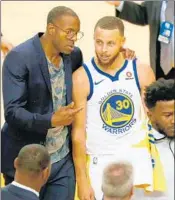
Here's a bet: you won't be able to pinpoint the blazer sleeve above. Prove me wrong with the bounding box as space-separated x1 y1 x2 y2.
116 1 148 26
2 51 52 132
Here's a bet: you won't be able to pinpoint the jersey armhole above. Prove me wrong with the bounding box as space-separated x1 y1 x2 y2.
82 64 94 100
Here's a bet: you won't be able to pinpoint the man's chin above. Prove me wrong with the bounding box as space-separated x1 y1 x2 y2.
62 47 74 55
166 133 175 139
98 61 112 68
63 50 72 55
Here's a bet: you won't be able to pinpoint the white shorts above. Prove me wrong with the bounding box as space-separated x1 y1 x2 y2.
87 147 154 200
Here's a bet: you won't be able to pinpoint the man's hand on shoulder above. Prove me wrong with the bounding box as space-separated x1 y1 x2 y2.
1 36 14 56
106 1 121 7
121 47 136 60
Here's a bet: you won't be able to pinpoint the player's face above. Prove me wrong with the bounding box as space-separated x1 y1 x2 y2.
94 27 125 68
149 100 175 138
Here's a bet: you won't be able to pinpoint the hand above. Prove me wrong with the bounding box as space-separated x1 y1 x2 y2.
51 102 83 127
106 1 121 7
77 181 95 200
1 37 14 56
120 47 136 60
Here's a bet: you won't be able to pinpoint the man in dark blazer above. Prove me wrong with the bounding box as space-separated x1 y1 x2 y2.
1 144 51 200
108 1 174 79
1 6 83 200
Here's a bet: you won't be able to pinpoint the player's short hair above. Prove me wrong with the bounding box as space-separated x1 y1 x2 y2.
94 16 124 36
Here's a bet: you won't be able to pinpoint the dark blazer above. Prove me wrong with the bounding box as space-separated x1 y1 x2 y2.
116 1 162 75
1 184 39 200
1 33 83 177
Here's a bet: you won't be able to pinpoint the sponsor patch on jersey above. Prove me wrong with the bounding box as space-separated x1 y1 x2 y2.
126 71 134 80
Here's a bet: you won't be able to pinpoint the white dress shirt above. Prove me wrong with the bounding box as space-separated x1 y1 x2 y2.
12 181 39 197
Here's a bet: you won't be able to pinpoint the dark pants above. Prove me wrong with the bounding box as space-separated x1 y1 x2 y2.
40 153 75 200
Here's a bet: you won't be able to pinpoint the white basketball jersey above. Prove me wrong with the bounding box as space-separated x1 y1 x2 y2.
84 58 147 154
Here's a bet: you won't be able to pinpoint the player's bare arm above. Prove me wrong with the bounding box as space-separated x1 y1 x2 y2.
72 67 95 200
137 61 156 112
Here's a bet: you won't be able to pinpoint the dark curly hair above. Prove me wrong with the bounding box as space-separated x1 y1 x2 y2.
144 78 175 109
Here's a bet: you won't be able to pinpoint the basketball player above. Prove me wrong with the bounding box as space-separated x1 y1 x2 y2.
72 16 155 200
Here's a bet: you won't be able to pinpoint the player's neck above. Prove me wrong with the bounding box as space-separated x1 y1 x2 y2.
97 53 125 76
112 52 125 71
40 33 62 67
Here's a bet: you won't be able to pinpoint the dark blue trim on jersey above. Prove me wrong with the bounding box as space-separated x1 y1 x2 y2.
83 64 93 100
133 59 141 92
91 57 128 82
149 140 155 144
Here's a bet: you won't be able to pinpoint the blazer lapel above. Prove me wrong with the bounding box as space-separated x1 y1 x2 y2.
62 54 72 105
38 56 52 94
33 33 73 101
33 33 52 93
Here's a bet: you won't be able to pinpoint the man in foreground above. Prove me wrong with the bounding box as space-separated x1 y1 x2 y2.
102 161 134 200
1 144 51 200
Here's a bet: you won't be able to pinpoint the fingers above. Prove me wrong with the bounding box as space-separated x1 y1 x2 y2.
72 107 83 115
64 102 83 115
128 50 135 59
68 107 83 118
122 48 136 60
125 48 130 58
106 1 121 6
65 102 75 109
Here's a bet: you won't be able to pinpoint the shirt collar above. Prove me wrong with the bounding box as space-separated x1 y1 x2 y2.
12 181 39 197
152 127 167 140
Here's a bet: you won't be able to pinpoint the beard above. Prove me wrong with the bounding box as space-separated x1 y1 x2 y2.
95 50 120 68
155 122 175 139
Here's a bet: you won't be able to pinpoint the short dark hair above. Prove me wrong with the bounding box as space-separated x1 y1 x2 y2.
94 16 124 36
47 6 79 24
16 144 50 174
144 78 175 109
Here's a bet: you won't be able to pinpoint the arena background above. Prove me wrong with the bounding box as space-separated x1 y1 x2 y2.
1 0 149 187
